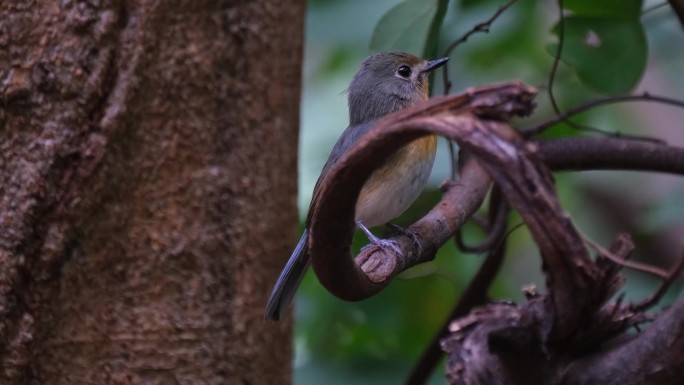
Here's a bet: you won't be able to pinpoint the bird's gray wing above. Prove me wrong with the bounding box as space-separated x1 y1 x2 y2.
305 120 376 226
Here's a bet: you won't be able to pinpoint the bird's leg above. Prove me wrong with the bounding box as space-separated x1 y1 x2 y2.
356 221 402 255
386 223 422 255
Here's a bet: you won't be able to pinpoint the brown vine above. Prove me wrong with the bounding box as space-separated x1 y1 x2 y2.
305 82 684 385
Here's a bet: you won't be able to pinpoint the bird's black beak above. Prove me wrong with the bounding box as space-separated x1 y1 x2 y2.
422 57 449 73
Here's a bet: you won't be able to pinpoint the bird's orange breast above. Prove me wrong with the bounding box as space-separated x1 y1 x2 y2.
354 134 438 227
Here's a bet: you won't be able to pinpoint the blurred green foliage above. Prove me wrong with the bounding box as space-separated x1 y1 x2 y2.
548 12 647 94
370 0 449 58
294 0 684 384
563 0 643 18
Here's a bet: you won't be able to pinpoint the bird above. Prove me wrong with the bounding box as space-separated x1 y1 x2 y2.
265 51 449 321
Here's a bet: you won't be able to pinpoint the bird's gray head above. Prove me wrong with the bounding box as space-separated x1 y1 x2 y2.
347 52 448 126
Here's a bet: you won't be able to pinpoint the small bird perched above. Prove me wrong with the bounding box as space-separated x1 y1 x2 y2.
265 51 448 321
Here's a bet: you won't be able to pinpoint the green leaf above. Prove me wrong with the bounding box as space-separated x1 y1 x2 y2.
426 0 449 58
563 0 643 19
548 16 647 94
370 0 449 58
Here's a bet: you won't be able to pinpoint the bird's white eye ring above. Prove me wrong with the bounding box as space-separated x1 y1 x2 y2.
396 65 412 79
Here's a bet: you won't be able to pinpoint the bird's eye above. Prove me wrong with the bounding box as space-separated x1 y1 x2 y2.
396 65 412 79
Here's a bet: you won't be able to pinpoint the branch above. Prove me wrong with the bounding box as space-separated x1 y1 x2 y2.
406 189 510 385
559 295 684 385
308 81 612 346
668 0 684 28
310 148 491 301
631 250 684 311
307 82 535 302
441 0 517 95
548 0 566 116
455 188 509 254
537 137 684 175
525 93 684 137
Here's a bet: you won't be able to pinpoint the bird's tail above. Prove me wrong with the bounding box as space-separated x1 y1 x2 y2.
264 229 310 321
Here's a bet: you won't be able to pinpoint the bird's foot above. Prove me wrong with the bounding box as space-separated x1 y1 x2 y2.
356 221 402 255
386 223 422 256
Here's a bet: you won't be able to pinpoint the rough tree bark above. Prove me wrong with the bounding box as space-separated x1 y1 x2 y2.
1 1 303 383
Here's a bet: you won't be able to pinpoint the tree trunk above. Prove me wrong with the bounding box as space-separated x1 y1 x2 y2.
0 1 303 383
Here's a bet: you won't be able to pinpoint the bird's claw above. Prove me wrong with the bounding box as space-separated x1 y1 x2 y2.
386 223 422 256
369 238 402 255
